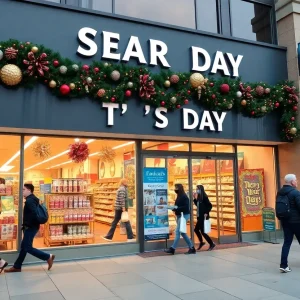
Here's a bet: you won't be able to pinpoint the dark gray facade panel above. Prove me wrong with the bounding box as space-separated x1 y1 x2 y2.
0 0 287 142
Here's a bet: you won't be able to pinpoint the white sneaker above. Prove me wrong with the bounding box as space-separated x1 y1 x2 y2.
0 259 8 273
127 239 136 242
102 236 112 242
280 266 292 273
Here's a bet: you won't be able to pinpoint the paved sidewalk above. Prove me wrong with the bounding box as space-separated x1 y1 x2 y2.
1 242 300 300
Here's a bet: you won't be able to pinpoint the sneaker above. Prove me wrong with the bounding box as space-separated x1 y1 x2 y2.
164 247 175 255
207 243 216 251
4 267 21 273
102 236 112 242
185 247 196 255
197 242 206 250
0 259 8 274
280 266 292 273
127 238 136 242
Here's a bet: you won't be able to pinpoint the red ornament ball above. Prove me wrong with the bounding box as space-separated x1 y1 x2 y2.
161 101 165 106
184 99 189 105
82 64 90 71
275 102 280 108
209 82 214 87
212 94 216 99
220 83 230 94
251 111 255 115
170 74 180 84
125 90 132 97
291 117 295 121
293 106 298 111
111 97 116 102
94 67 100 73
60 84 71 95
187 90 191 95
53 60 59 67
176 104 181 109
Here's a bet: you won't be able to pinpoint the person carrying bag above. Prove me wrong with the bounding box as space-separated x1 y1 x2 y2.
193 185 216 251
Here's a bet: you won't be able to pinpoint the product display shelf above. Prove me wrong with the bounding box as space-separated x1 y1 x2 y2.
44 192 95 247
93 178 121 225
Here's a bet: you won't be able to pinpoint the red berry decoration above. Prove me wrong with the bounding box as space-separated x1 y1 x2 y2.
176 104 181 109
94 67 100 73
209 82 214 87
111 97 116 102
291 117 295 121
275 102 280 108
125 90 132 97
187 90 191 95
293 105 298 111
161 101 165 106
60 84 71 95
53 60 59 67
212 94 216 99
220 83 230 94
251 111 255 115
184 99 189 105
82 64 89 71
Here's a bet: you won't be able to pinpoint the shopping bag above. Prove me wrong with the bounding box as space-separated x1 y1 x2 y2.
179 212 187 233
204 218 211 234
119 222 126 235
121 211 129 223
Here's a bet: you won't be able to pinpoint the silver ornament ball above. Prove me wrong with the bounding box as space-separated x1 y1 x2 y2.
59 65 68 74
171 96 177 104
72 64 79 71
86 77 92 84
236 91 242 98
127 82 133 88
111 70 120 81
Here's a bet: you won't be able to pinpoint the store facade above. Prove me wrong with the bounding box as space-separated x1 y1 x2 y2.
0 0 293 262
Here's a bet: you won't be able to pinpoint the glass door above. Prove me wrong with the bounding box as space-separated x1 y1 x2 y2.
191 157 239 244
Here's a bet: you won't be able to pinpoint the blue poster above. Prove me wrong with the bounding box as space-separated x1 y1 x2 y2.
143 168 169 241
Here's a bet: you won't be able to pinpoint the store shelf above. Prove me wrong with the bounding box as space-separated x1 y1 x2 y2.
49 220 94 225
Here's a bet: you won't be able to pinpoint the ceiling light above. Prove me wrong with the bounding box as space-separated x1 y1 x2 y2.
89 152 100 157
169 144 184 149
0 166 14 172
0 136 38 169
47 160 72 169
74 138 80 142
112 141 134 150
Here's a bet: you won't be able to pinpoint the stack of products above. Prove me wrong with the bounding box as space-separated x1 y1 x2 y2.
51 179 88 193
49 208 94 224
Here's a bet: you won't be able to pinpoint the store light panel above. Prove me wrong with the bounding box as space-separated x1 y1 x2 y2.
0 136 38 172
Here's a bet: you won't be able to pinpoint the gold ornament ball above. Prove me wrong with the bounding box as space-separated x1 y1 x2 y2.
228 104 233 109
164 80 171 88
241 99 247 106
31 46 39 53
290 127 297 135
170 96 177 104
190 73 205 88
0 64 22 86
261 106 267 112
49 80 57 88
69 83 76 90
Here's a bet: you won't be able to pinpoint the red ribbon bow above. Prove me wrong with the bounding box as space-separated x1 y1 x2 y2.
139 74 156 99
23 52 49 77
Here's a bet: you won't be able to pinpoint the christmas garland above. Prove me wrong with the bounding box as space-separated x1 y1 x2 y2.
0 39 299 141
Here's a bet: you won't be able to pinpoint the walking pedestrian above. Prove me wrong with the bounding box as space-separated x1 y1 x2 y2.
165 184 196 255
5 184 55 273
276 174 300 273
193 185 216 251
102 179 134 242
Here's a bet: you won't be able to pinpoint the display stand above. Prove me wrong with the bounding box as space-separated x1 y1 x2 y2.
262 207 279 244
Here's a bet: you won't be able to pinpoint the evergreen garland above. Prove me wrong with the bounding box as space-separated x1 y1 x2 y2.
0 39 299 141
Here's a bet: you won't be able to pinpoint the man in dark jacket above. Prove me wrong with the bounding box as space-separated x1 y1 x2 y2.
4 184 55 273
278 174 300 273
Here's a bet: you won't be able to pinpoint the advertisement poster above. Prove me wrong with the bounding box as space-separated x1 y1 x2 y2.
239 169 266 217
143 167 169 241
0 196 15 213
262 207 276 231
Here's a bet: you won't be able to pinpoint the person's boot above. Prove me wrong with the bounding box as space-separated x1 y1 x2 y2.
185 247 196 255
197 242 206 250
164 247 175 255
207 243 216 251
4 267 21 273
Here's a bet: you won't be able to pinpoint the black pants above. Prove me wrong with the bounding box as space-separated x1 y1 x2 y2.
280 221 300 268
194 218 213 246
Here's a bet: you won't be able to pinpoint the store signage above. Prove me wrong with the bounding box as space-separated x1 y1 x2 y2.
102 103 226 132
77 28 243 77
239 169 266 217
262 207 276 232
143 167 169 241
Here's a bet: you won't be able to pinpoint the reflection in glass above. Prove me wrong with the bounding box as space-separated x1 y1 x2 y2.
192 143 234 153
80 0 113 13
143 142 189 151
196 0 218 33
115 0 195 29
230 0 272 43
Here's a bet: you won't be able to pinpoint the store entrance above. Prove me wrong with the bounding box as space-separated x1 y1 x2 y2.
142 154 239 250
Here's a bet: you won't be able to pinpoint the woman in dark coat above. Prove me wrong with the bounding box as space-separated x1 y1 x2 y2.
193 185 216 251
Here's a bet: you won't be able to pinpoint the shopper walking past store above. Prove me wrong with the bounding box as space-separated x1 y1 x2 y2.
102 179 134 242
5 184 55 273
276 174 300 273
193 185 216 251
165 184 196 255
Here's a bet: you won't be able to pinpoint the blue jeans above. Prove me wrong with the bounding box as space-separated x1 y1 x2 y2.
14 228 50 269
172 214 194 249
280 221 300 268
106 210 134 239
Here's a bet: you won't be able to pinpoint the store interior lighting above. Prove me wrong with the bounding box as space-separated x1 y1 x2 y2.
169 144 184 149
112 141 135 150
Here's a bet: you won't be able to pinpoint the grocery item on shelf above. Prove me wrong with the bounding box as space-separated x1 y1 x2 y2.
51 179 88 193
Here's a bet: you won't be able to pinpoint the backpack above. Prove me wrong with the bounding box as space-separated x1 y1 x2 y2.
36 203 49 224
275 191 292 220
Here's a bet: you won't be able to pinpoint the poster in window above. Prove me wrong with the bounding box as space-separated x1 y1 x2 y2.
239 169 266 217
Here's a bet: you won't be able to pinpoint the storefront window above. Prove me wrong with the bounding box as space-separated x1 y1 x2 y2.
22 137 136 249
196 0 218 33
115 0 196 29
0 135 21 252
230 0 272 44
80 0 113 13
237 146 276 232
143 142 189 151
192 143 234 153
